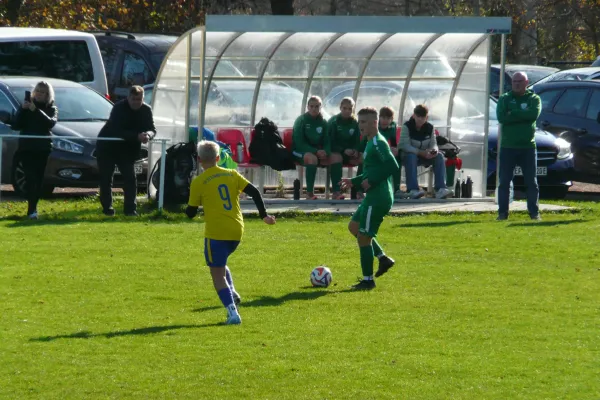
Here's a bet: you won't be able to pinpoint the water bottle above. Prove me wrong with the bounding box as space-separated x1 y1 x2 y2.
466 175 473 198
236 141 244 163
454 177 461 198
509 180 514 204
293 178 301 200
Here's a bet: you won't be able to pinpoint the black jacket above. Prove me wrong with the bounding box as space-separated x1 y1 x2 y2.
11 101 58 152
96 99 156 160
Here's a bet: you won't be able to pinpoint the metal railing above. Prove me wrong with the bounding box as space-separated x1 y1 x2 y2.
0 135 171 211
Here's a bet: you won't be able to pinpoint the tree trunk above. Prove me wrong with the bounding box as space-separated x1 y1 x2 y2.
6 0 22 25
330 0 337 16
271 0 294 15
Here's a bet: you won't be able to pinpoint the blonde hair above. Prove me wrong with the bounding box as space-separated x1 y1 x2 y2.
340 97 355 108
307 95 322 106
197 140 219 162
33 81 55 104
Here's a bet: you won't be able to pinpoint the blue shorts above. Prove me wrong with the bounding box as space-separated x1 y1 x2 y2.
204 238 240 267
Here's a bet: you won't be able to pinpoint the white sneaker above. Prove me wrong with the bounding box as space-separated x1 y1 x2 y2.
28 211 38 220
408 189 425 199
435 188 452 199
225 313 242 325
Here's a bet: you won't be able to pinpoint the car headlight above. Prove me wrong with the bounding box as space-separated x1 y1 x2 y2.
555 138 572 160
52 138 84 155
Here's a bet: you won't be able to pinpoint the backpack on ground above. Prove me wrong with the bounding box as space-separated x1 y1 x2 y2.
150 141 198 205
249 117 296 171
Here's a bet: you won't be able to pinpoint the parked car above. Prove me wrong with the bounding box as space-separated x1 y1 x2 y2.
93 31 244 102
490 64 559 98
531 80 600 183
324 80 574 198
591 56 600 67
146 80 329 129
0 27 109 97
0 77 148 196
531 67 600 86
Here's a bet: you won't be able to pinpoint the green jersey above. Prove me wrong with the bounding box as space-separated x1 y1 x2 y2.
496 89 541 149
328 113 361 153
292 113 330 155
351 132 399 207
378 121 397 146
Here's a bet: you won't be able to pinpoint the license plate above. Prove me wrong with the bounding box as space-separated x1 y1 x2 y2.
115 163 143 175
514 166 547 176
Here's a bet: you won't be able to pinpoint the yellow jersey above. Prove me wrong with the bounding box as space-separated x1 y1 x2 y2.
188 166 250 241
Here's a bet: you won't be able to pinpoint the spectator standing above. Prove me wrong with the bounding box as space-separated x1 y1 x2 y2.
496 72 542 221
96 85 156 216
10 81 58 219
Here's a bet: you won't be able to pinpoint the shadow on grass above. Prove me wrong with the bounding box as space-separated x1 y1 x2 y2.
1 203 189 227
192 288 334 312
507 219 589 228
29 323 223 342
394 220 482 228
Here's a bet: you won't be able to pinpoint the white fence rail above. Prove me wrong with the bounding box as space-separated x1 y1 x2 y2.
0 135 171 210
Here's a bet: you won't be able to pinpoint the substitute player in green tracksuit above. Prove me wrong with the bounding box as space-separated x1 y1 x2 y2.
292 95 331 200
340 107 398 290
328 97 362 200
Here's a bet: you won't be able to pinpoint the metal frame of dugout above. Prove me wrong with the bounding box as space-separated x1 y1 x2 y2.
149 15 512 200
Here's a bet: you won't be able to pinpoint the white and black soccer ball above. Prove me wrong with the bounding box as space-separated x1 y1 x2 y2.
310 266 332 287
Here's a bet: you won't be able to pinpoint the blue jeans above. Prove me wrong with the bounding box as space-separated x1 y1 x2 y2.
498 147 539 217
404 152 447 192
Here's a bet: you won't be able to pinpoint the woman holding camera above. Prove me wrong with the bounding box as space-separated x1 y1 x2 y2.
11 81 58 219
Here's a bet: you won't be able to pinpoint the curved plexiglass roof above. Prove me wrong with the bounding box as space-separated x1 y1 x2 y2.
151 15 511 197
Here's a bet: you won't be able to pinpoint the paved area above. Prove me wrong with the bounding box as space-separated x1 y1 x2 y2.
240 198 572 216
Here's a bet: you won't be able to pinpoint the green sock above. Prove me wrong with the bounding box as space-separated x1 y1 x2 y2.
331 162 343 192
306 165 317 193
394 157 402 192
359 244 374 277
372 238 384 258
356 164 364 194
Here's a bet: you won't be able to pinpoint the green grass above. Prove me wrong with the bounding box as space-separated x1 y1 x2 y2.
1 196 599 399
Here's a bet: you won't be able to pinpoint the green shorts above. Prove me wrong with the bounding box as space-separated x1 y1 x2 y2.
351 201 390 238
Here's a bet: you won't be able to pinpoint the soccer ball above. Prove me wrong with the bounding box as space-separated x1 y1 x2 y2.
310 266 332 287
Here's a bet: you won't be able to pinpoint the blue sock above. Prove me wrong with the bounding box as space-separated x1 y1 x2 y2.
225 267 235 292
217 287 235 309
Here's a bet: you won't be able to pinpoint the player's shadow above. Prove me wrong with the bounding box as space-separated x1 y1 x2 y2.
192 288 333 312
394 220 481 228
506 219 588 227
29 323 223 342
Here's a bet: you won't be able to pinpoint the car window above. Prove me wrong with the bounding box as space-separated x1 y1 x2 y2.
525 69 556 84
538 89 562 110
0 91 14 115
553 89 589 117
10 86 113 121
585 89 600 120
120 52 153 86
100 46 119 82
0 41 94 82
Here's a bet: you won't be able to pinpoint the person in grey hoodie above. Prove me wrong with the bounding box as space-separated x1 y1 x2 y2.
400 104 451 199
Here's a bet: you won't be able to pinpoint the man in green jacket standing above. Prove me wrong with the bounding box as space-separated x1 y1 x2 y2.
496 71 542 221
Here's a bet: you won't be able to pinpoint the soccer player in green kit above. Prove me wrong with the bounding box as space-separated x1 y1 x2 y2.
327 97 362 200
292 95 331 200
340 107 398 290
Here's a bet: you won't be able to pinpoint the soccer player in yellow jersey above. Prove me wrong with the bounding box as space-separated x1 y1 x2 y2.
186 141 276 325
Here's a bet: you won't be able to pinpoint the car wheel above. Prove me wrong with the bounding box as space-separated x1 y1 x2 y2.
11 158 27 196
11 158 55 198
539 186 569 199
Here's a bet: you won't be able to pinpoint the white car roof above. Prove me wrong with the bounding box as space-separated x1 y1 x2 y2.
0 27 94 39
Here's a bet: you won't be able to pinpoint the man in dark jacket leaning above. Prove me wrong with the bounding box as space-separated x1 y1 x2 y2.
96 85 156 216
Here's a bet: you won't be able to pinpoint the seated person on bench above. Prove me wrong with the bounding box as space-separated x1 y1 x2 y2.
400 104 451 200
